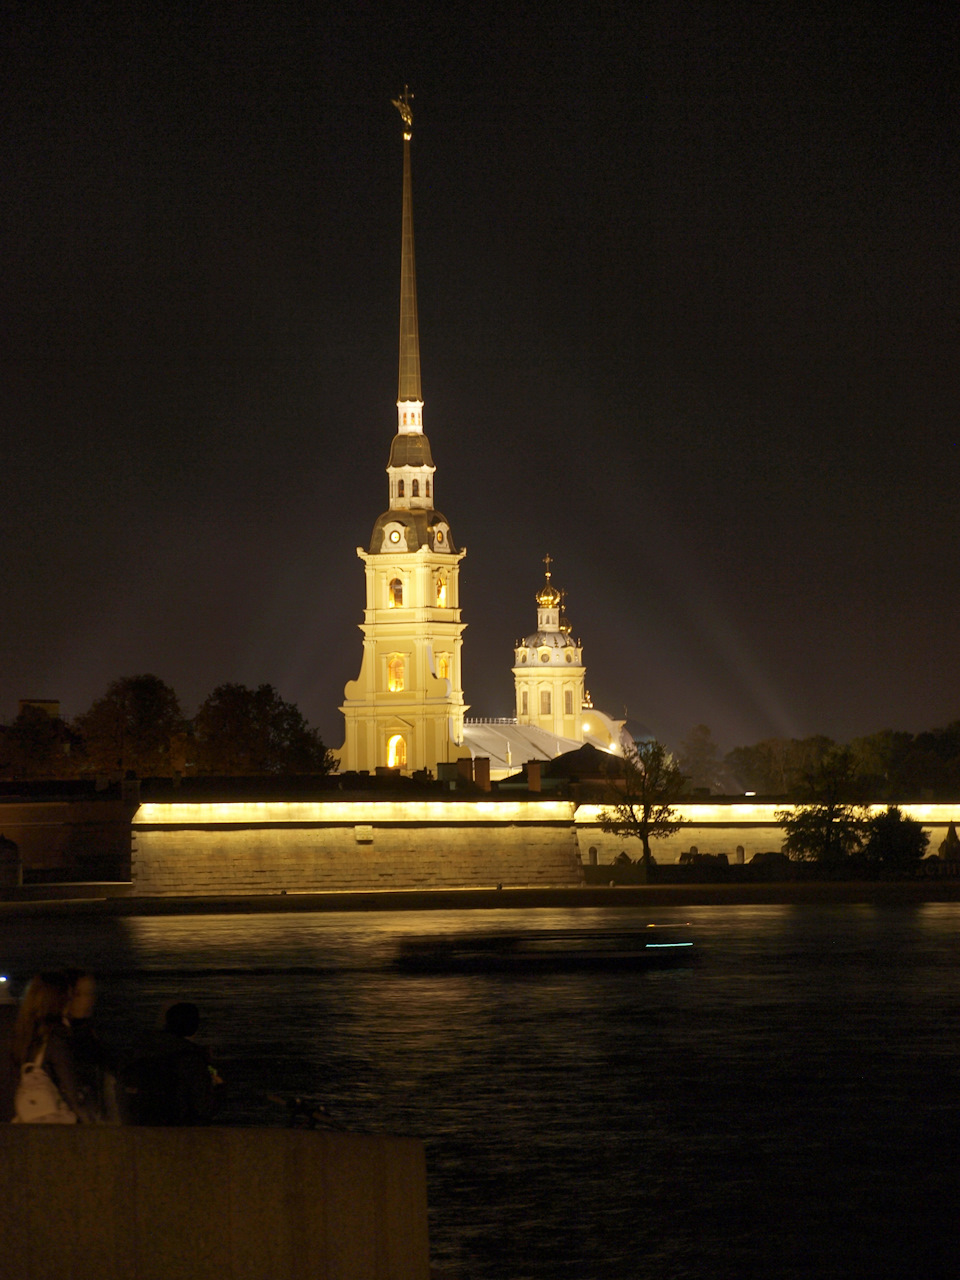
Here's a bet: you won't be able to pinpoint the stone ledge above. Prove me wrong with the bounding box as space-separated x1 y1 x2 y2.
0 1126 429 1280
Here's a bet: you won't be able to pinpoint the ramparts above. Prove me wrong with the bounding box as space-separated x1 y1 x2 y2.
132 797 584 895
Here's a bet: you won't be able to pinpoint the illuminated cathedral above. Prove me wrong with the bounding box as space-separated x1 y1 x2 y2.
339 94 623 779
339 91 467 774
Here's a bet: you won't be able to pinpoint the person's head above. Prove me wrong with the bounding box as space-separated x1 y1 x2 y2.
163 1002 200 1038
11 971 70 1065
64 969 96 1021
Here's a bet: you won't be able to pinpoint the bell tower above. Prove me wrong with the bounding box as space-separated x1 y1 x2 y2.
513 557 585 741
340 91 468 775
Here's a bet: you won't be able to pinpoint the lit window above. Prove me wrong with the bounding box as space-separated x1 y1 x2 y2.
540 690 551 716
388 655 405 692
436 576 446 606
412 479 419 497
520 652 527 664
564 690 574 715
426 480 431 497
398 480 405 497
387 734 407 768
521 691 528 716
388 578 403 607
437 652 450 680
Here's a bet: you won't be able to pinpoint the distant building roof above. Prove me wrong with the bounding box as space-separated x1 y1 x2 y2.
462 719 623 781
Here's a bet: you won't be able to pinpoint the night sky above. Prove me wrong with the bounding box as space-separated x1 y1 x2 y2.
3 3 957 756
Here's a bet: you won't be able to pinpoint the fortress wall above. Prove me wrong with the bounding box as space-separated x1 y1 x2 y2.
575 802 960 866
116 799 960 893
132 803 583 894
0 798 131 876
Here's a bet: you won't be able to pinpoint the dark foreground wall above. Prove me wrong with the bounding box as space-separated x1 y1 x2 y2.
0 795 132 881
0 1126 429 1280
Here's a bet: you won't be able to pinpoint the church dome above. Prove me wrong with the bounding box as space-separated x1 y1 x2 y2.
536 577 561 608
515 625 582 668
520 628 578 651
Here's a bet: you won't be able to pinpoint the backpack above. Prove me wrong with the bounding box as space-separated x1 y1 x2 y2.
13 1043 78 1124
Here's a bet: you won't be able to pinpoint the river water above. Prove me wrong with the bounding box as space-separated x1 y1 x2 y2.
4 902 959 1279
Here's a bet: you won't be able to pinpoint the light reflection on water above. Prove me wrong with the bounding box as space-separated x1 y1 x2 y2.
4 904 960 1279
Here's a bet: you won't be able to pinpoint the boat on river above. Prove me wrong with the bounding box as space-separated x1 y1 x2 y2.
393 926 695 973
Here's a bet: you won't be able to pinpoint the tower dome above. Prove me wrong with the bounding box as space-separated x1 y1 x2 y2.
536 575 561 610
512 558 585 740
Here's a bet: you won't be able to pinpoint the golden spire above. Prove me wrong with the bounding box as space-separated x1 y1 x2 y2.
394 87 421 407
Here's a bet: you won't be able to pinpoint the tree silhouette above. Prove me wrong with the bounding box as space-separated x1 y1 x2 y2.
0 705 80 779
777 749 868 863
862 806 929 873
193 683 333 775
74 675 185 776
599 739 684 877
677 724 721 793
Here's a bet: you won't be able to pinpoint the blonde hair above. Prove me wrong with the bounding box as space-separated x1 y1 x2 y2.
11 971 70 1067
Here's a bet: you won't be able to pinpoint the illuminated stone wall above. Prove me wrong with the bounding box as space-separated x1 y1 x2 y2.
130 798 960 892
575 802 960 867
132 799 583 895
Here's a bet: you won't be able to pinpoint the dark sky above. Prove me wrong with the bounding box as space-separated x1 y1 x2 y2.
3 2 958 755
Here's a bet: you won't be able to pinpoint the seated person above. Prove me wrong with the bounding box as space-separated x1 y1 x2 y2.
123 1002 221 1125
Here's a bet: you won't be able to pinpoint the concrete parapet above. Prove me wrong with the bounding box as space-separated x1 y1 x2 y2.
0 1125 429 1279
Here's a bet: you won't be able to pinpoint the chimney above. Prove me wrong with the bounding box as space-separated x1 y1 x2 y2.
474 757 491 792
526 761 541 793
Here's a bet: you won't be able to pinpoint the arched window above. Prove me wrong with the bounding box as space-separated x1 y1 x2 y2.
436 576 446 607
520 691 529 716
437 653 450 680
398 479 405 497
412 479 419 497
426 479 431 497
388 655 405 692
540 690 552 716
387 734 407 768
564 690 574 715
388 578 403 607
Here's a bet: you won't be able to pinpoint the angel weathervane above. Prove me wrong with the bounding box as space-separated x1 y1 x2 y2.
392 86 413 136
